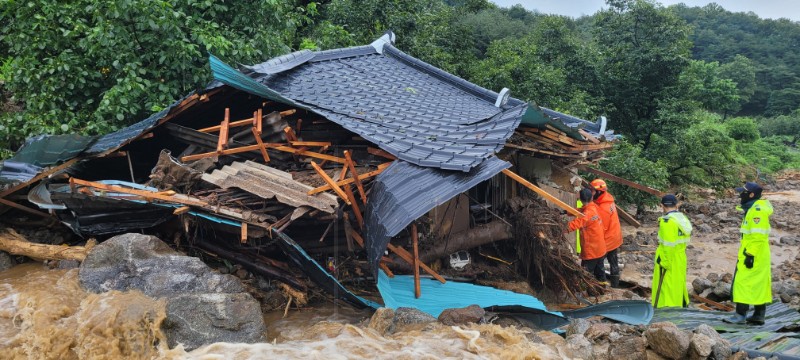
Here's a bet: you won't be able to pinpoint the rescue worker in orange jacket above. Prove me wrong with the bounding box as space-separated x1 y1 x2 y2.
591 179 623 287
565 188 607 281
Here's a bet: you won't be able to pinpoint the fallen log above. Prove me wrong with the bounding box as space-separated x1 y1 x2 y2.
0 229 91 261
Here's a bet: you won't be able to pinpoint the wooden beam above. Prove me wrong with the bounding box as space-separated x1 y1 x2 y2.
344 151 367 204
577 166 665 197
272 146 347 164
367 147 397 160
180 142 284 162
502 169 583 217
69 178 207 207
617 206 642 228
217 108 230 152
310 161 350 205
343 185 363 229
349 228 366 248
289 141 331 147
173 206 191 215
387 243 446 284
307 167 386 195
379 262 395 277
412 223 421 299
283 126 298 142
241 223 248 243
251 126 271 163
199 115 255 133
0 198 53 219
578 130 600 144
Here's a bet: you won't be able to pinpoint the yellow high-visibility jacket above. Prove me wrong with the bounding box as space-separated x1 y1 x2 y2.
652 211 691 308
575 199 583 254
732 199 773 305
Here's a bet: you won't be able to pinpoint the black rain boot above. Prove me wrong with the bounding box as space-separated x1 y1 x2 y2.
747 304 766 325
609 275 620 288
724 303 749 324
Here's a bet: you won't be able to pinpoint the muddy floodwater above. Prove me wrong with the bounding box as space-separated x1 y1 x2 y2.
0 264 562 360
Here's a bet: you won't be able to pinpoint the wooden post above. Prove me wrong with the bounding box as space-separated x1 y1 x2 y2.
307 167 386 195
343 185 363 229
412 223 421 298
310 161 351 205
344 150 367 204
217 108 230 153
386 243 446 284
241 223 248 243
577 165 665 197
502 169 583 217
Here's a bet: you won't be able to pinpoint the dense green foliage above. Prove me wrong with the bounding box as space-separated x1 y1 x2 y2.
1 0 798 206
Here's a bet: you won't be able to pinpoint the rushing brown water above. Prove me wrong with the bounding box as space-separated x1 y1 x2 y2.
1 264 562 360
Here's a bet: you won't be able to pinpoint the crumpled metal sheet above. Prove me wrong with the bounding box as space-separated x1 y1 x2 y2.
364 157 511 272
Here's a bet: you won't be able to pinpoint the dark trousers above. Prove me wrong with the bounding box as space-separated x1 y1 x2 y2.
582 258 607 281
605 248 620 276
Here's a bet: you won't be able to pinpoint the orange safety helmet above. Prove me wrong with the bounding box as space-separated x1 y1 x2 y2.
590 179 607 191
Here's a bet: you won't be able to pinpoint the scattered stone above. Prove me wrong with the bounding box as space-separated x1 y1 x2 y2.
646 349 668 360
712 281 732 299
645 322 691 360
692 278 714 294
585 323 613 341
592 342 610 360
566 318 592 337
438 305 484 326
56 259 81 269
780 236 800 246
697 224 713 234
79 233 266 350
720 273 733 283
693 324 732 360
391 307 436 332
0 251 13 272
368 308 395 335
608 335 647 360
566 334 592 360
688 333 713 360
706 273 719 282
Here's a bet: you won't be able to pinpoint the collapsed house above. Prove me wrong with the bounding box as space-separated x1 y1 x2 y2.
0 33 638 324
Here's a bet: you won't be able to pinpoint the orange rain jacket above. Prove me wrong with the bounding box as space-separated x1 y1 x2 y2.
568 202 607 260
594 191 623 251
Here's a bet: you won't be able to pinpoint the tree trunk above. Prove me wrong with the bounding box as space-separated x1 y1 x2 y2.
0 230 91 261
389 221 512 272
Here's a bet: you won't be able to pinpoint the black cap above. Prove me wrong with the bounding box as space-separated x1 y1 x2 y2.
661 194 678 206
579 188 593 203
735 182 762 193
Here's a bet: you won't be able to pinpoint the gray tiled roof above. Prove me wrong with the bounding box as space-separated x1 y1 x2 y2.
364 157 511 272
241 36 525 172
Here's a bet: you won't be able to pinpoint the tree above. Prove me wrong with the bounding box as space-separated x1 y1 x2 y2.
593 0 693 147
0 0 312 153
760 110 800 145
719 55 757 109
678 60 740 115
725 117 760 142
596 140 669 210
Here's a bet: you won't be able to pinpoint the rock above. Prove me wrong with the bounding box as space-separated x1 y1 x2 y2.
392 307 436 332
700 288 714 298
592 342 610 360
720 273 733 283
645 322 691 360
608 331 622 342
79 233 265 350
438 305 484 326
692 278 714 294
712 281 732 299
163 293 266 349
56 259 80 269
566 318 592 337
646 349 668 360
697 224 713 234
531 330 568 350
0 251 13 272
713 211 728 221
608 335 647 360
368 308 395 335
688 333 713 360
566 334 592 360
585 323 613 341
780 236 800 246
706 273 719 282
781 293 793 303
783 279 799 297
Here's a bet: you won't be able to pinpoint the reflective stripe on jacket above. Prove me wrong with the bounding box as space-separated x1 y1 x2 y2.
652 211 691 308
568 202 606 260
594 192 623 251
732 199 773 305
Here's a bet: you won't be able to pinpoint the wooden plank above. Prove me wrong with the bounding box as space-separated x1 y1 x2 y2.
379 262 395 277
173 206 191 215
344 150 367 204
617 206 642 228
69 178 208 207
504 143 585 158
577 166 665 197
578 129 600 144
180 142 285 162
307 167 386 195
349 228 366 248
289 141 331 147
387 243 446 284
272 146 347 164
502 169 583 217
691 294 734 311
0 198 53 219
241 222 248 244
283 126 298 142
367 147 397 160
251 127 271 163
310 161 350 205
217 108 230 152
343 184 363 229
199 115 256 133
412 223 421 299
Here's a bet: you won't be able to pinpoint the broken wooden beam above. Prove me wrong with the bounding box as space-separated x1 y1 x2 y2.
367 147 397 160
344 150 367 204
307 167 386 195
577 165 665 197
502 169 583 217
69 178 207 207
173 206 191 215
310 161 351 205
217 108 230 152
412 223 421 299
0 198 53 219
616 206 642 228
387 243 446 284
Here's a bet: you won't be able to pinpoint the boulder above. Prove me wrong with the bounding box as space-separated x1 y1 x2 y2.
0 251 13 272
720 273 733 283
693 324 732 360
688 333 713 360
566 334 592 360
608 335 647 360
780 236 800 246
566 318 592 337
437 305 484 326
646 349 668 360
645 322 691 360
692 278 714 294
712 282 732 299
585 323 613 341
79 233 265 350
783 279 799 297
368 308 395 335
391 307 436 332
706 273 719 282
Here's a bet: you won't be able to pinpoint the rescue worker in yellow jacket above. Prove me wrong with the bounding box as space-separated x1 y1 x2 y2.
652 194 691 308
725 182 773 325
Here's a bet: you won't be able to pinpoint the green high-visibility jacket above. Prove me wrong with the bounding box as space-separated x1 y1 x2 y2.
575 199 583 254
732 199 773 305
652 211 691 308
